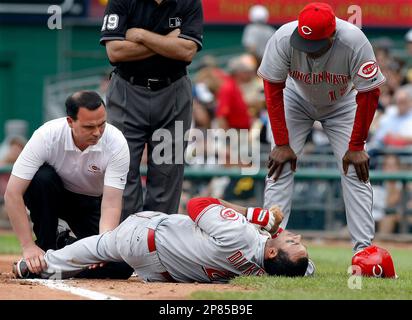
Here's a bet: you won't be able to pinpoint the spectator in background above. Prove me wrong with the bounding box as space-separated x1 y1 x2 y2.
215 56 253 131
376 84 392 112
365 41 404 147
203 146 257 207
404 29 412 84
372 38 394 72
0 136 26 229
238 54 264 116
195 55 228 97
406 29 412 56
372 154 412 234
215 55 256 177
372 39 407 109
242 5 276 64
384 59 406 93
371 87 412 148
0 136 26 167
192 82 215 130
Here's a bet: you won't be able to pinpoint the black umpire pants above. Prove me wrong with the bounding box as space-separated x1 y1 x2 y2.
106 74 193 220
24 164 133 279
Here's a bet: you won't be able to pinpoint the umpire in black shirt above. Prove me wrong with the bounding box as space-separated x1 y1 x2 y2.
100 0 203 219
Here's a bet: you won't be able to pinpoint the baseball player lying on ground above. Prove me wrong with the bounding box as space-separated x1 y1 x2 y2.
13 197 313 282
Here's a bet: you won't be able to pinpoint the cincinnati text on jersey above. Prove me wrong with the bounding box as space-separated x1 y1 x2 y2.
289 70 349 85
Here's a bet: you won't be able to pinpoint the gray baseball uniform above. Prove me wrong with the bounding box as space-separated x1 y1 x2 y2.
258 18 385 251
40 205 267 283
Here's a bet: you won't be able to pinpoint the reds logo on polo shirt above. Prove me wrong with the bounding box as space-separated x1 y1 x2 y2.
88 164 101 173
357 61 378 79
220 208 239 221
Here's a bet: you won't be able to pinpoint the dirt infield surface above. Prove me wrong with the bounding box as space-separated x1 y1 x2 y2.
0 255 245 300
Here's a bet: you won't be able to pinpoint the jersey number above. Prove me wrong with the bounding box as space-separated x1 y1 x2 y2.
101 14 119 31
328 90 337 102
328 85 348 103
202 267 235 281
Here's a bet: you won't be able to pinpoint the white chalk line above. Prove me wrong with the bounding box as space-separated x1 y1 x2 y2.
25 279 123 300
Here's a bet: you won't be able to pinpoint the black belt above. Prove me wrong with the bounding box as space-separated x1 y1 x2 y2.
116 70 186 91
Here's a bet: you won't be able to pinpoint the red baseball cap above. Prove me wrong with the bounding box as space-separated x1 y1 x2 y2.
290 2 336 53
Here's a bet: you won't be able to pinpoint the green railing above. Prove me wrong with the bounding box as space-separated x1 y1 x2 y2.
3 164 412 181
2 165 412 233
0 165 12 174
139 166 412 234
139 166 412 181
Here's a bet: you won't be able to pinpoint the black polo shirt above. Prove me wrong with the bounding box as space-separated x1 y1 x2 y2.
100 0 203 78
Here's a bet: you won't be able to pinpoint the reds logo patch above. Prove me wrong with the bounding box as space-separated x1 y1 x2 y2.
357 61 378 79
88 164 101 173
220 208 239 221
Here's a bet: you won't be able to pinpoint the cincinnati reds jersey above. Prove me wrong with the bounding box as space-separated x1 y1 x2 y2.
154 204 268 283
258 18 385 106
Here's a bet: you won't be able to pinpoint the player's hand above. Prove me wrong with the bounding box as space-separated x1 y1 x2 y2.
269 205 284 234
22 244 47 274
342 150 370 183
268 145 297 181
166 28 181 37
253 224 271 237
126 28 146 43
246 207 275 232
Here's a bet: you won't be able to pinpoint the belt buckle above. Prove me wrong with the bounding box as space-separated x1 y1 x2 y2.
147 78 160 90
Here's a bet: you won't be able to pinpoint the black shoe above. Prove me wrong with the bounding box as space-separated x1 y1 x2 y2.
12 259 37 279
56 230 77 249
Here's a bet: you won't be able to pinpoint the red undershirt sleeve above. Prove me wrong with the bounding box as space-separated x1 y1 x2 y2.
187 197 222 222
349 87 381 151
263 80 289 146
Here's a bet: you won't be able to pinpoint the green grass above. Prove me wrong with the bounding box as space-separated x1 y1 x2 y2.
191 245 412 300
0 233 21 254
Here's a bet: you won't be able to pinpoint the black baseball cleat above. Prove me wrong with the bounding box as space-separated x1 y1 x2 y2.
12 259 37 279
